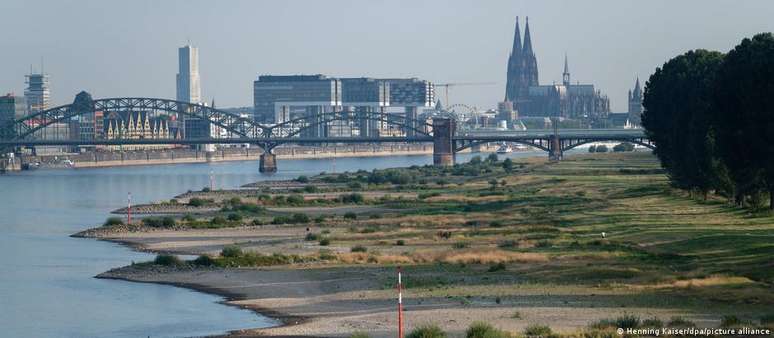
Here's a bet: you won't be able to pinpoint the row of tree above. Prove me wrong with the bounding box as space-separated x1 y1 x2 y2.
642 33 774 208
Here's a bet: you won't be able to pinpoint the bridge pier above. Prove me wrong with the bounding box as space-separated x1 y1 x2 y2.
548 135 563 161
259 152 277 173
433 118 455 166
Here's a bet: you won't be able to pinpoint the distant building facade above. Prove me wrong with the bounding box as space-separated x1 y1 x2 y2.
504 17 610 121
253 75 434 137
25 72 50 115
0 94 26 123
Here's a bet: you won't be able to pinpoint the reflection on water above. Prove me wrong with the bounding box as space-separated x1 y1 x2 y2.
0 151 542 338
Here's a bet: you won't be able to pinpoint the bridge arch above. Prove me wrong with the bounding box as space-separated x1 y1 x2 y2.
269 110 434 138
8 96 269 140
454 139 550 153
560 137 655 152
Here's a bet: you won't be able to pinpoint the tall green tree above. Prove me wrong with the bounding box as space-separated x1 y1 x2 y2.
642 49 726 197
713 33 774 208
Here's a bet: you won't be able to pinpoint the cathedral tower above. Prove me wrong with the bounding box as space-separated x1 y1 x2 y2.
505 17 523 102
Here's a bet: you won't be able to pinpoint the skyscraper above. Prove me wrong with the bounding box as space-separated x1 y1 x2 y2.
176 45 201 104
25 72 50 115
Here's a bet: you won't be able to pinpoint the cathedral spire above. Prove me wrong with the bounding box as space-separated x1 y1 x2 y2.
563 53 570 86
511 16 522 56
523 17 533 55
634 77 641 94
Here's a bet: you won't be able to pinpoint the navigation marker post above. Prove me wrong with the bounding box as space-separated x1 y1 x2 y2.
397 266 404 338
127 192 132 224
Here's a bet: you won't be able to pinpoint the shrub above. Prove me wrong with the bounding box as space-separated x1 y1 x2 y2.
319 238 331 246
615 314 641 329
296 175 309 183
182 214 196 223
720 315 747 328
103 217 124 227
469 156 482 164
488 262 506 272
291 213 310 223
227 213 243 222
339 193 365 204
201 186 211 192
192 255 215 266
221 245 242 258
497 240 517 248
343 212 357 220
588 145 596 153
535 240 552 248
314 215 326 223
523 324 552 337
348 182 363 190
453 242 470 249
396 240 406 246
211 216 227 225
486 153 499 163
154 254 182 266
595 144 608 153
502 158 514 172
251 219 265 226
305 233 320 241
407 324 446 338
466 322 509 338
489 221 504 228
188 197 208 207
142 216 176 228
351 245 368 253
286 194 304 205
303 185 318 193
350 332 371 338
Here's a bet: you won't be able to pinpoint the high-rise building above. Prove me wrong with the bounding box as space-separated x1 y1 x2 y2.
0 94 27 123
253 75 342 125
176 45 201 104
504 18 609 122
628 78 643 125
25 72 50 115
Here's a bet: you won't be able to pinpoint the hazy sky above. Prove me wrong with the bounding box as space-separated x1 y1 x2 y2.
1 0 772 112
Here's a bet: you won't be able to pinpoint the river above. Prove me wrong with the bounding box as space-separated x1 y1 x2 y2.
0 151 543 338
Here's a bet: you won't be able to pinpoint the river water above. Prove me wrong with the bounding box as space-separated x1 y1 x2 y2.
0 151 543 338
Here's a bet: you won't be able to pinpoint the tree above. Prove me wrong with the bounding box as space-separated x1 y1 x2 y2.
588 145 596 153
486 153 499 163
642 49 726 198
713 33 774 208
502 158 514 172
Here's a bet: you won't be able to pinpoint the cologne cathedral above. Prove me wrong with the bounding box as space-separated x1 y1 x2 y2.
504 17 610 121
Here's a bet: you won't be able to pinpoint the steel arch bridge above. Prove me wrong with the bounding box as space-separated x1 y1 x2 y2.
2 93 433 144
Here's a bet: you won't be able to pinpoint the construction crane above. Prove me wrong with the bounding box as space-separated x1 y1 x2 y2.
433 82 497 108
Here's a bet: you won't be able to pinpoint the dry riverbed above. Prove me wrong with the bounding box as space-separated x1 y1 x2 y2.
82 153 774 337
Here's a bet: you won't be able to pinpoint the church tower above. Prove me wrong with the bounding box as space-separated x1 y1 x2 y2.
505 17 523 102
522 17 539 88
628 77 643 124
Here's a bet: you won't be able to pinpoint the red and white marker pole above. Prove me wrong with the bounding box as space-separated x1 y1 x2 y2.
127 192 132 224
397 266 404 338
